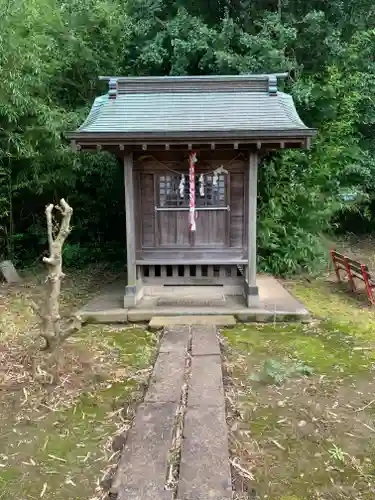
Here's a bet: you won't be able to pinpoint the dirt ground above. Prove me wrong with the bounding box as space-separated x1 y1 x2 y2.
222 237 375 500
2 237 375 499
0 265 158 500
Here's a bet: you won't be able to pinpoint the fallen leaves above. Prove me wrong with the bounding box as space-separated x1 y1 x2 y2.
40 482 47 497
0 268 158 500
229 457 254 481
48 454 67 463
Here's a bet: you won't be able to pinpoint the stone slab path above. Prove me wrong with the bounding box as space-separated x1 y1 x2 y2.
111 325 232 500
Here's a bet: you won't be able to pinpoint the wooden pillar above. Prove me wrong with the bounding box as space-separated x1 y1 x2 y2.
123 153 138 307
245 151 259 307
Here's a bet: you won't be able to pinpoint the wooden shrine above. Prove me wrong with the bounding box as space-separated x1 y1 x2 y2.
68 74 315 309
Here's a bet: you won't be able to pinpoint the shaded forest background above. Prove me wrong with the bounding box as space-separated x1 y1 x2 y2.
0 0 374 275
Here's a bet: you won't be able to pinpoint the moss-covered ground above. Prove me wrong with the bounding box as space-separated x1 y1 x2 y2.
0 266 158 499
223 277 375 500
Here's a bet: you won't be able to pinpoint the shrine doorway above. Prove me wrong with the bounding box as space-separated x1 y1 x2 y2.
135 151 247 257
154 171 229 248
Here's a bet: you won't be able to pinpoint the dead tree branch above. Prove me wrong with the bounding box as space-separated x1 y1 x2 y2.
32 199 81 352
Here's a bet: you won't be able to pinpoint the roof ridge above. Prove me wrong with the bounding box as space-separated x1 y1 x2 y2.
100 74 288 98
99 73 288 82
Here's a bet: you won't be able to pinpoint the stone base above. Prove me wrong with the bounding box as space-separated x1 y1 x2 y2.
123 279 144 307
123 296 136 307
246 293 260 307
148 315 237 331
79 275 310 325
244 281 259 307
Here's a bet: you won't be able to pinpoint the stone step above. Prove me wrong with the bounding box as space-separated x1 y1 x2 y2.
156 286 226 297
111 324 233 500
156 287 226 307
177 406 232 500
157 295 226 306
111 402 176 500
178 324 232 500
191 325 221 356
148 315 236 330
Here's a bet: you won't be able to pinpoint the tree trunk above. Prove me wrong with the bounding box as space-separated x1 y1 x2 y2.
32 199 81 351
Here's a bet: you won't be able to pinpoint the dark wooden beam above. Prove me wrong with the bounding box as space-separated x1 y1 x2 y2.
73 139 310 153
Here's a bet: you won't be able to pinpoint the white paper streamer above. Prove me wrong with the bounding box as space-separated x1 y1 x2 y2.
213 172 218 187
212 165 228 187
199 174 204 196
179 174 185 198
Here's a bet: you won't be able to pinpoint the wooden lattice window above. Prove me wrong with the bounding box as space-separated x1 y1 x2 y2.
157 174 226 208
158 174 188 207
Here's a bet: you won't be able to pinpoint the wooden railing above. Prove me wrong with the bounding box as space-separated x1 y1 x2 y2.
138 264 244 281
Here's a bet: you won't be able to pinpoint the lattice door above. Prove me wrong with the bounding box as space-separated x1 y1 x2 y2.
155 173 229 248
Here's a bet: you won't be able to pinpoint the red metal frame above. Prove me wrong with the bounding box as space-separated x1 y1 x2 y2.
344 256 356 292
330 248 375 305
361 263 375 305
330 249 342 282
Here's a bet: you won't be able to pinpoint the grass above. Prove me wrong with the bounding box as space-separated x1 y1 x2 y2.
3 239 375 499
223 272 375 499
0 266 158 500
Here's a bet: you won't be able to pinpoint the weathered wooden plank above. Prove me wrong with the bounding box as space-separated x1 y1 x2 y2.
139 173 155 248
137 248 245 259
194 209 227 248
230 173 244 247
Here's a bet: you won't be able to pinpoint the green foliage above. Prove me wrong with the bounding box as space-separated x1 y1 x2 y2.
328 444 348 463
0 0 127 263
249 358 313 385
0 0 374 273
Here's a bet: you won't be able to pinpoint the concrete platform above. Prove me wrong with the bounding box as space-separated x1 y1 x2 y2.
78 275 310 324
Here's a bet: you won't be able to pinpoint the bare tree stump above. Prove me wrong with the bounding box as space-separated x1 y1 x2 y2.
31 199 81 352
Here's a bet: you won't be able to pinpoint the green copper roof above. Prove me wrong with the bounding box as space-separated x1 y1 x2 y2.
71 74 315 141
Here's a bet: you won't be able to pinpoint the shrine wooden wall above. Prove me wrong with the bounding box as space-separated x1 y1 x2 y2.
133 150 247 251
